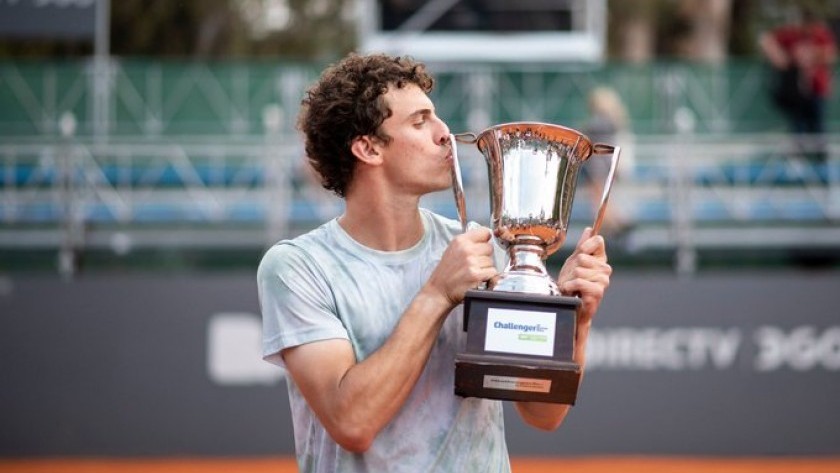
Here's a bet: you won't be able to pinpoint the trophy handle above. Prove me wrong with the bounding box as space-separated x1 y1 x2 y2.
452 132 478 144
590 144 621 236
450 134 468 232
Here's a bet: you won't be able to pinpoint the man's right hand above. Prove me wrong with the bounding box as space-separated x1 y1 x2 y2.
425 227 498 307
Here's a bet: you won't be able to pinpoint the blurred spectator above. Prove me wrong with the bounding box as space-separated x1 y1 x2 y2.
582 86 634 241
759 5 837 163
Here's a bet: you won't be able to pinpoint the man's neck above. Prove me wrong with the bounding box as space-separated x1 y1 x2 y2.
338 193 425 252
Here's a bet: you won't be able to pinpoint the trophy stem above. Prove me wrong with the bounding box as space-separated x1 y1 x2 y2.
508 244 547 274
489 240 559 296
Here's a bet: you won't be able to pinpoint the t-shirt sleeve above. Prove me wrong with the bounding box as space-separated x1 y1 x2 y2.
257 242 349 368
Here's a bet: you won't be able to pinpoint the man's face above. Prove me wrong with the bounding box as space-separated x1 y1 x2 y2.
375 83 453 196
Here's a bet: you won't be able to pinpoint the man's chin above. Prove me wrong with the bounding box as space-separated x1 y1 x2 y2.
417 173 457 196
432 180 453 193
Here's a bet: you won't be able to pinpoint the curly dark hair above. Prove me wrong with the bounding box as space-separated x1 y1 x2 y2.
297 53 434 197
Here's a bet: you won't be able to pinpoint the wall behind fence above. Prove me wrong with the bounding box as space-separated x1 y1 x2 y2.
1 269 838 457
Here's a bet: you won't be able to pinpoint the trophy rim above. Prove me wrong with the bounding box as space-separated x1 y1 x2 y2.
475 121 595 161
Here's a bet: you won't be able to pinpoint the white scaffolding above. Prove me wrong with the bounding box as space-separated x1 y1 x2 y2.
1 132 838 275
1 60 839 276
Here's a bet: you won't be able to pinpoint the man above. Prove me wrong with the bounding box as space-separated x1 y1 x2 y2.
759 6 836 162
257 53 611 472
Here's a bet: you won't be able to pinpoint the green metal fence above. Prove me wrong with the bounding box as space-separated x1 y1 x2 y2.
2 59 836 138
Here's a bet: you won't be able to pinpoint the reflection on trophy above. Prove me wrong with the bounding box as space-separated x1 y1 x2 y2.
450 122 620 404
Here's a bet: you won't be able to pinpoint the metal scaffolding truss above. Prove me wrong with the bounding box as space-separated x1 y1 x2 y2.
3 140 270 223
0 62 89 136
429 61 781 135
5 131 837 276
0 60 318 137
0 59 807 139
618 134 840 273
0 134 343 275
105 62 315 136
1 60 839 274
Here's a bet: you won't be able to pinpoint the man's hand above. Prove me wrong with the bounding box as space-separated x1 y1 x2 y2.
557 227 611 325
425 227 498 307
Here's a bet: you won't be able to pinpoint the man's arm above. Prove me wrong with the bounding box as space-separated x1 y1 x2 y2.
759 31 789 69
281 228 497 453
816 26 837 66
514 227 611 431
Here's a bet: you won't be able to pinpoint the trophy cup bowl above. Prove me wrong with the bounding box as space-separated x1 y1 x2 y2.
451 122 620 404
479 122 593 295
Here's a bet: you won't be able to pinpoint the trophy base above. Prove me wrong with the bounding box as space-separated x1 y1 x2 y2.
455 289 582 404
455 353 581 404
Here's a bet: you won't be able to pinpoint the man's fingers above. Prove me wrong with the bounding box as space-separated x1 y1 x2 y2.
454 227 494 256
465 227 492 242
574 229 606 258
560 277 608 301
577 227 593 246
568 252 611 272
559 253 612 294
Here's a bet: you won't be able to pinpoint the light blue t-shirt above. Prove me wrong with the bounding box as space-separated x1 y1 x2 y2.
257 208 510 473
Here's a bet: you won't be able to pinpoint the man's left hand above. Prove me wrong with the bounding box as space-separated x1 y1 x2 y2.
557 227 612 325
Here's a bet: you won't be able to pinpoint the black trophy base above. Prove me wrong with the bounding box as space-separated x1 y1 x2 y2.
455 289 582 404
455 353 581 404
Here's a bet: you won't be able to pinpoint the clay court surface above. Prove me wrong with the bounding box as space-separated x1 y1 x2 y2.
3 457 840 472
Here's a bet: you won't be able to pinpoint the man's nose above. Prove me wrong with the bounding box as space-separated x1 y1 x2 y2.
437 119 451 145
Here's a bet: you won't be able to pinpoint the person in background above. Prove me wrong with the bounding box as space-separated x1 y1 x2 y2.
257 52 612 473
759 5 836 164
582 86 634 241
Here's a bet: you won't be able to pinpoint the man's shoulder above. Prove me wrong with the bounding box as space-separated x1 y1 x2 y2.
258 222 335 275
420 208 466 237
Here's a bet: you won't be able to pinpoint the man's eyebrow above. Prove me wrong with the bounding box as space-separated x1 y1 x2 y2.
407 108 433 120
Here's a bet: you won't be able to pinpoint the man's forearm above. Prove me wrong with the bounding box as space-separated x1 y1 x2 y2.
514 314 594 431
514 400 572 431
323 288 454 450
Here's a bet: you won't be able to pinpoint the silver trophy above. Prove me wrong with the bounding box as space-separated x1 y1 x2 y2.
450 122 620 404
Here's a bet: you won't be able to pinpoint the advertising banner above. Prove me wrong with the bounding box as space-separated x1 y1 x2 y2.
1 271 838 456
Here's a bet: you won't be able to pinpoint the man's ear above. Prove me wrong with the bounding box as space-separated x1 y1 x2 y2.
350 135 383 165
